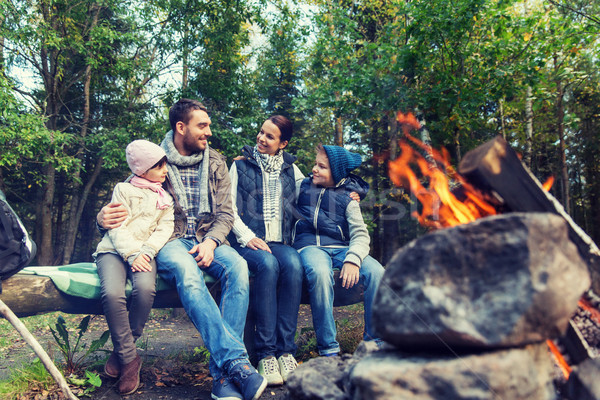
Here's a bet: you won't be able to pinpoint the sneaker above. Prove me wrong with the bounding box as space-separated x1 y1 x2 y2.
211 377 243 400
257 356 283 386
104 351 120 378
228 361 268 400
277 353 298 383
118 355 142 395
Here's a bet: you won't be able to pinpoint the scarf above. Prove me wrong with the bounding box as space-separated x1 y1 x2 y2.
130 176 173 209
161 130 211 214
253 145 284 224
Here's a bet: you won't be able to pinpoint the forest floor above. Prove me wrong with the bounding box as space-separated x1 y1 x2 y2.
0 304 366 399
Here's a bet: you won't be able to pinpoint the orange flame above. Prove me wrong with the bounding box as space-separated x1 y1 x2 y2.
543 176 554 192
389 113 497 228
546 339 572 379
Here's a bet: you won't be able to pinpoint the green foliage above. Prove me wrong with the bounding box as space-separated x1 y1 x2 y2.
193 346 211 363
49 315 110 375
0 359 54 399
67 370 103 396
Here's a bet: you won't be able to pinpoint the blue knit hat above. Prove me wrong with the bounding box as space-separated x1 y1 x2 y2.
322 145 363 184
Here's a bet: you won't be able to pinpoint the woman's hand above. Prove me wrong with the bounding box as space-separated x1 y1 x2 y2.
131 254 152 272
340 262 360 289
97 203 128 229
246 237 272 253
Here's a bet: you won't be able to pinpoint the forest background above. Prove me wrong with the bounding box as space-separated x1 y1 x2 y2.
0 0 599 268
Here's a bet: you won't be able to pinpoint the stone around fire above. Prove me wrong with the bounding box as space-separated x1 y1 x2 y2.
348 343 555 400
373 212 590 351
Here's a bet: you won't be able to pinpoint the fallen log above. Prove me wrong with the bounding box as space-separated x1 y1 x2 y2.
0 274 184 317
0 270 364 318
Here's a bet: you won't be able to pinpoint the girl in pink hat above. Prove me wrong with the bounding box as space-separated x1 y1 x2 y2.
93 139 175 395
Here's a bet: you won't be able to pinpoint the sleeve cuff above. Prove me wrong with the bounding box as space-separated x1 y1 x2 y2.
344 252 363 268
203 235 222 247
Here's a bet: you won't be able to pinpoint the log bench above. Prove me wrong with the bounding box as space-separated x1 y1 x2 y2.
0 265 365 362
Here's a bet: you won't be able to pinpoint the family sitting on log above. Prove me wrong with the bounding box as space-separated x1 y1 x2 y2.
93 98 384 400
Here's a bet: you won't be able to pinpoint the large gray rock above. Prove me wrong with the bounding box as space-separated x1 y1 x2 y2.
348 343 556 400
374 212 590 350
287 341 380 400
286 355 353 400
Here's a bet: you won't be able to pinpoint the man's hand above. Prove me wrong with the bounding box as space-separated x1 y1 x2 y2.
97 203 128 229
340 262 360 289
189 239 217 268
349 192 360 202
246 237 272 253
131 254 152 272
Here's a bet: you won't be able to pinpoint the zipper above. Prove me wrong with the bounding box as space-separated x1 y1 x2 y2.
337 225 345 241
314 188 326 247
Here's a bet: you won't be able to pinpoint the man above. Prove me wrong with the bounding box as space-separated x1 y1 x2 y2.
97 99 266 400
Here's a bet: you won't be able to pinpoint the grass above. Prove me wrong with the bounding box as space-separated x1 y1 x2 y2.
295 303 366 361
0 359 54 399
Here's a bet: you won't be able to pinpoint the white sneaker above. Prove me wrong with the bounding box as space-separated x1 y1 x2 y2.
277 353 298 383
257 356 283 386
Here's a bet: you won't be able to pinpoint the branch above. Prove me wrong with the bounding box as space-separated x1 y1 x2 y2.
0 299 79 400
547 0 600 26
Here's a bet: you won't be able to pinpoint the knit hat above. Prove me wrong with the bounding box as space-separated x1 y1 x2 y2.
126 140 167 176
322 145 362 184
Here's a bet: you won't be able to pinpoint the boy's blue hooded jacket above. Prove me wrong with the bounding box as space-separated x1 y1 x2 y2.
293 173 368 249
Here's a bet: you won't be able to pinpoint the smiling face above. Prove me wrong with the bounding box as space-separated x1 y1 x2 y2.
312 150 335 187
256 119 288 156
141 162 168 183
175 109 212 155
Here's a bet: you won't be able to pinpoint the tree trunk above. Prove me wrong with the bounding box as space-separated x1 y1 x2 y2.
62 158 103 264
556 77 570 214
334 92 343 146
454 128 462 163
524 86 533 167
37 163 56 266
499 97 506 140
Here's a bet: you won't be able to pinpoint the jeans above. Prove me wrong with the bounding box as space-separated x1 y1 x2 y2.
156 238 250 379
235 243 303 361
96 252 157 365
298 246 385 355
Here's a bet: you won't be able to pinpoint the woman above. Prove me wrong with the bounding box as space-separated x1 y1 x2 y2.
229 115 304 386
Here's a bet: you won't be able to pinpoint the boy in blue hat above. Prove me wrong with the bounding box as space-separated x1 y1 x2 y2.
293 144 385 356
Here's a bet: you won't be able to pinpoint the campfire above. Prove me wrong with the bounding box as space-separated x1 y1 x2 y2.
367 111 600 399
287 112 600 400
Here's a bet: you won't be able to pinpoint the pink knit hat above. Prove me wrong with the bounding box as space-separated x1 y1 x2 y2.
126 140 167 176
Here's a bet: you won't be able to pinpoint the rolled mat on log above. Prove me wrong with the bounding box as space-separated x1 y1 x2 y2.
0 262 365 318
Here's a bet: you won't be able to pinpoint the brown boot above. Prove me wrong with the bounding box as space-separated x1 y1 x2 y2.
118 355 142 395
104 351 120 378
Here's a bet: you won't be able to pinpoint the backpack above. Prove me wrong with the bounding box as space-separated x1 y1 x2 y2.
0 189 36 293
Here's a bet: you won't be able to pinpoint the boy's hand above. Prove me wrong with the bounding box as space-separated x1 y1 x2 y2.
131 254 152 272
189 239 217 268
340 262 360 289
246 237 272 253
97 203 128 229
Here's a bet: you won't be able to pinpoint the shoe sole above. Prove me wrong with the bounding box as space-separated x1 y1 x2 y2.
265 376 284 386
119 359 142 396
251 377 268 400
211 395 242 400
104 364 119 379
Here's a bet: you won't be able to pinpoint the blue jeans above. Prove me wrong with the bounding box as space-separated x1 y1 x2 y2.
156 238 250 379
235 243 303 361
96 252 157 365
298 246 384 355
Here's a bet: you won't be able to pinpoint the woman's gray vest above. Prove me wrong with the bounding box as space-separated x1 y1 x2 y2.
231 145 298 245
